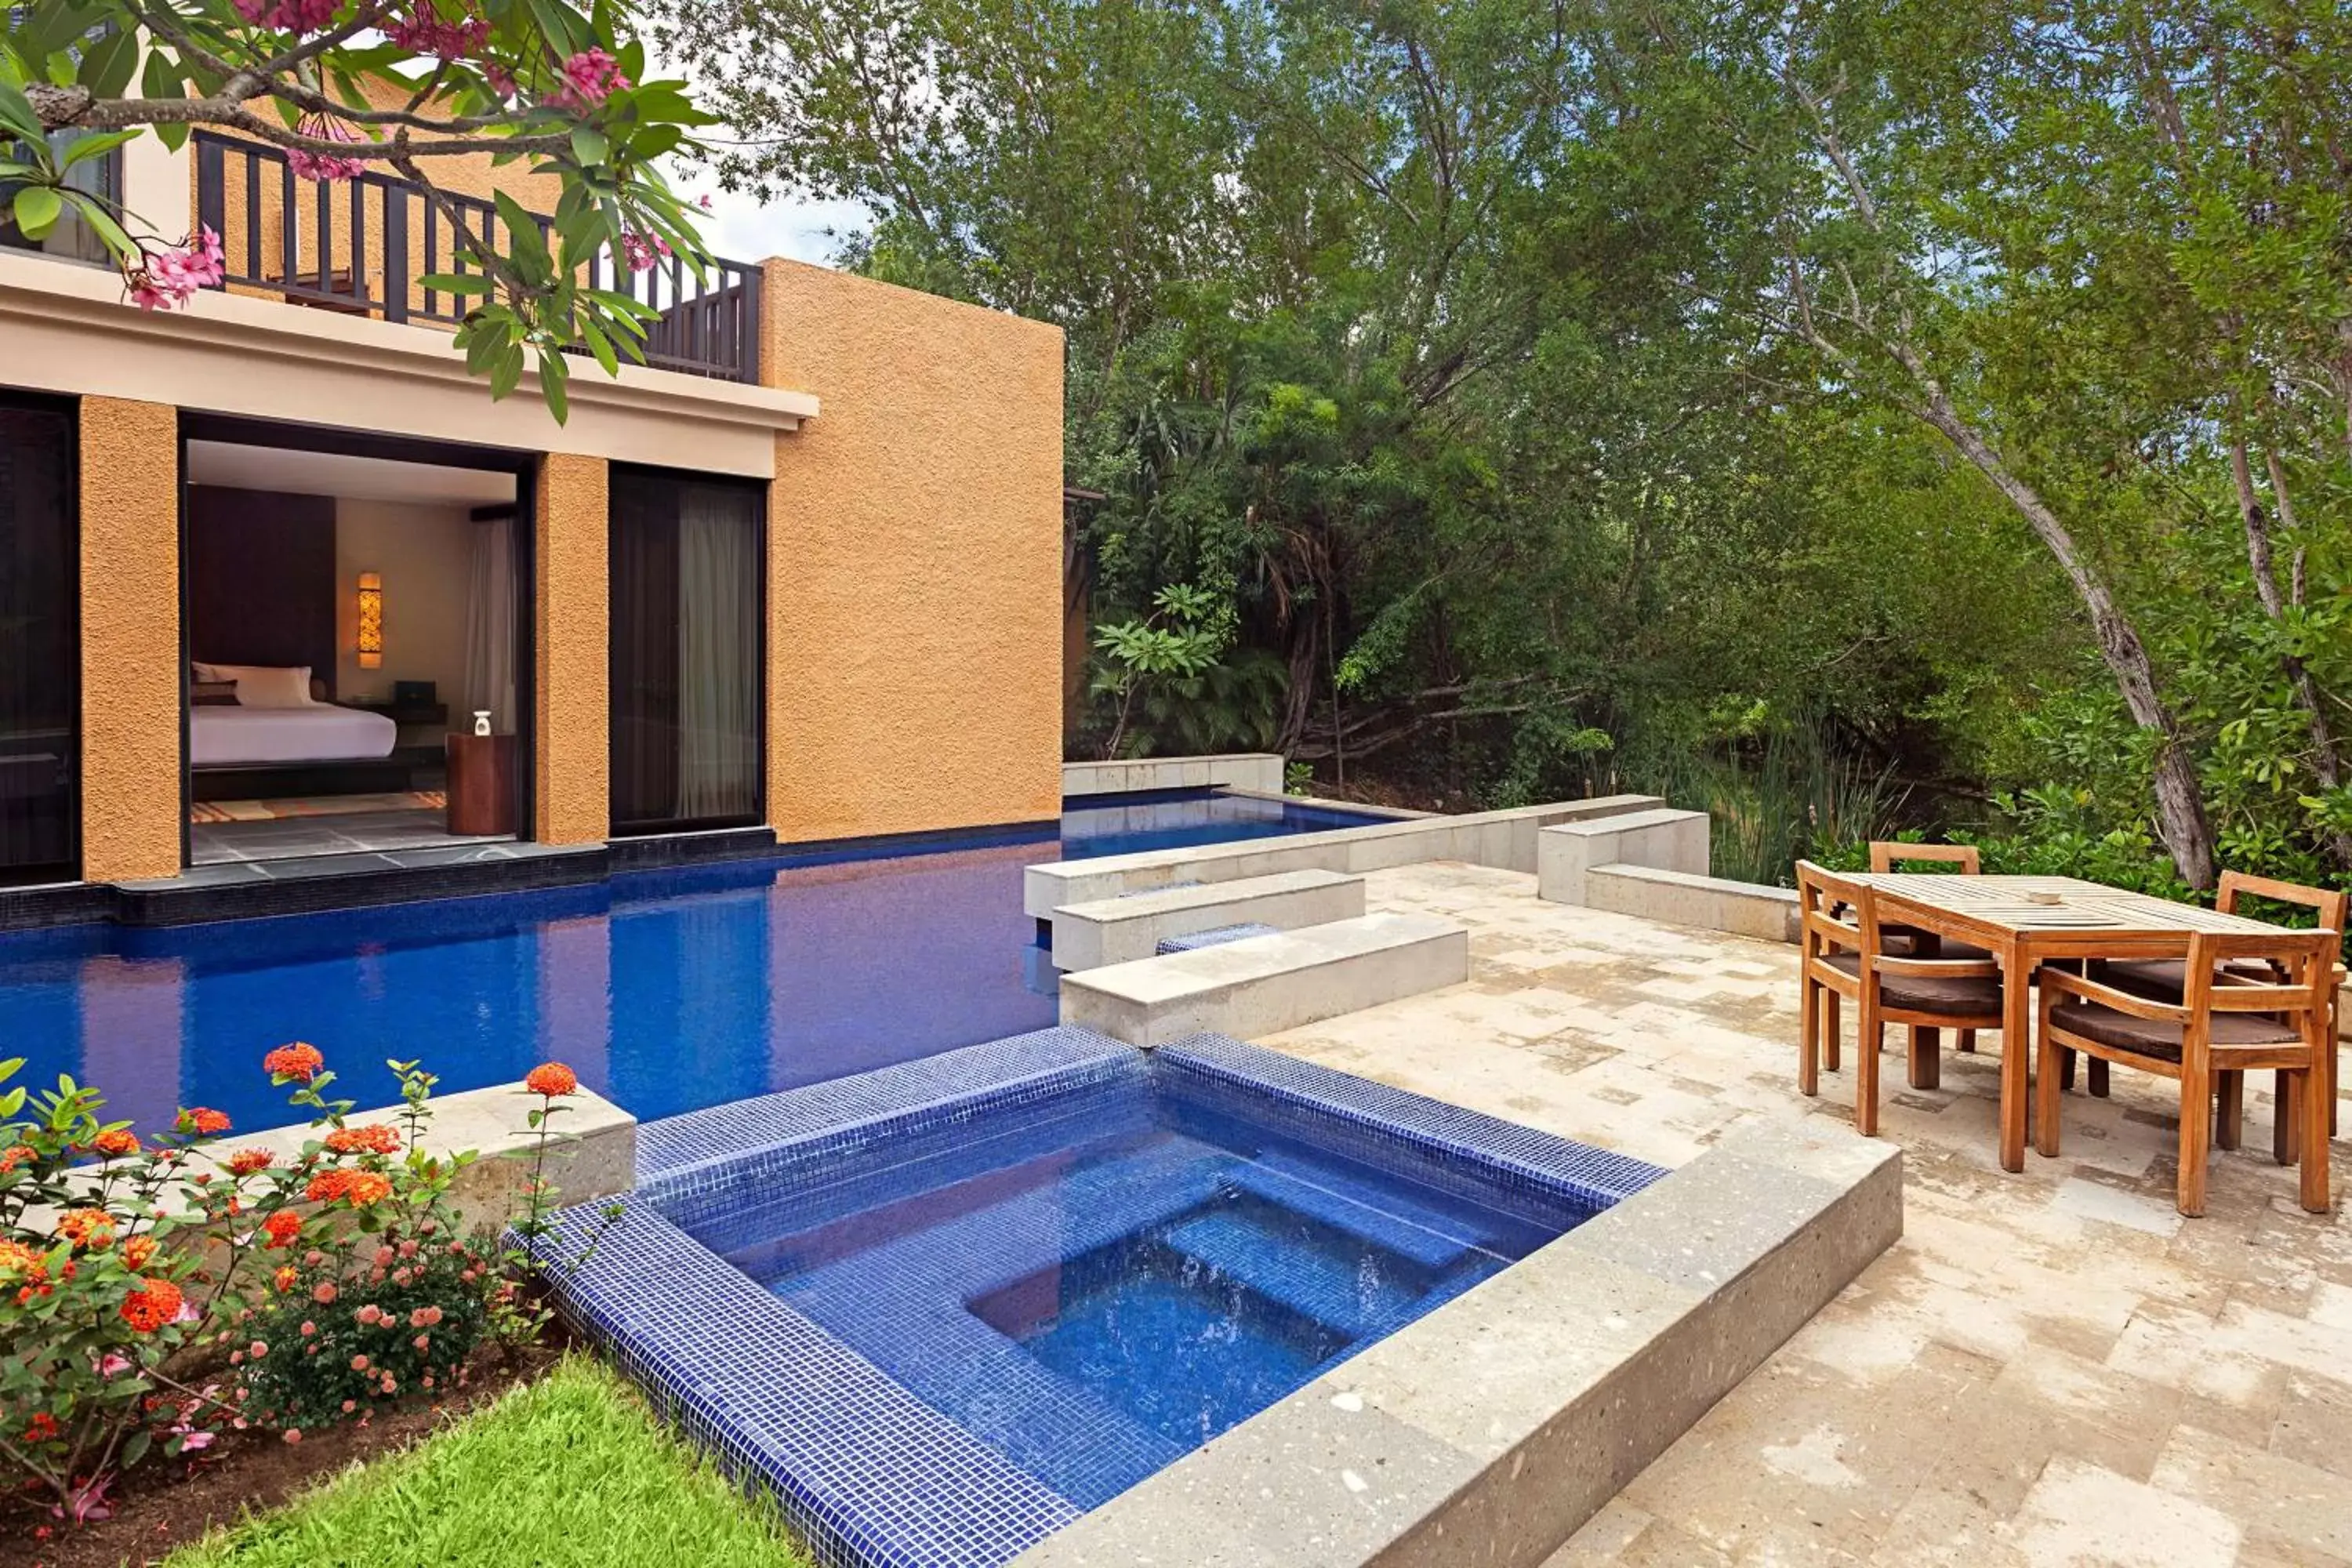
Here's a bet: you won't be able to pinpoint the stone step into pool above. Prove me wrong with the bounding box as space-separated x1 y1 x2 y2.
533 1028 1900 1568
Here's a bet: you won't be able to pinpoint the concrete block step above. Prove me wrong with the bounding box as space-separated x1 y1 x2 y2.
1058 912 1469 1047
1050 869 1365 971
1156 923 1280 955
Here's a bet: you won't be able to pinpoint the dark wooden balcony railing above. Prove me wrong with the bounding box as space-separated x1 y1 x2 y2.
193 131 760 384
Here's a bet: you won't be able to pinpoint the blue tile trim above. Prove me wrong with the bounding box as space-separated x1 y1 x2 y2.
526 1197 1078 1568
1152 1033 1669 1215
637 1025 1137 1179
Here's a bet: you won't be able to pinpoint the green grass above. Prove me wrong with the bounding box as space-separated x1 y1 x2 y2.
164 1357 807 1567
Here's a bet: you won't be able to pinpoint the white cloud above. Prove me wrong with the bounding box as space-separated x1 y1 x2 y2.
692 188 871 267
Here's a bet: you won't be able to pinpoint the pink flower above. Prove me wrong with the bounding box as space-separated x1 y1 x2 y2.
482 63 517 100
619 230 672 274
282 1428 302 1446
312 1280 338 1305
230 0 336 31
550 49 629 110
97 1352 132 1379
128 227 225 312
287 112 369 183
179 1430 216 1453
389 5 491 60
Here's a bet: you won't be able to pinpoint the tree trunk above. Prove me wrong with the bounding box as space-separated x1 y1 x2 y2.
2230 441 2352 871
1902 365 2216 888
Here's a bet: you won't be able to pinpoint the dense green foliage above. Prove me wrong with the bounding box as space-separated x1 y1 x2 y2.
164 1358 806 1567
663 0 2352 891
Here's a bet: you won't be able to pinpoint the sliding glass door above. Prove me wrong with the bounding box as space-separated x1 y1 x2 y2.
608 470 763 834
0 395 78 883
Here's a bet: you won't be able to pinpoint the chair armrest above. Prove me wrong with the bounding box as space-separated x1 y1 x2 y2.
2038 967 2186 1021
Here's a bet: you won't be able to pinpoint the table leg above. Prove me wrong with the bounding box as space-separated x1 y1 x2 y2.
1909 1025 1940 1091
2001 940 2031 1172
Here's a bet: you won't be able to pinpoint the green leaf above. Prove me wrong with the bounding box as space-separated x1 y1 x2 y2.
570 125 608 169
0 77 45 145
76 27 136 100
579 315 619 376
488 344 524 401
11 184 61 240
62 190 133 258
420 273 494 296
60 127 137 171
539 348 570 424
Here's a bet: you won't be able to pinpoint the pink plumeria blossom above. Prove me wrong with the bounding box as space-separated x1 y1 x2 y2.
619 230 672 273
128 227 226 312
287 112 369 183
389 5 491 60
550 48 629 110
230 0 338 32
96 1352 132 1379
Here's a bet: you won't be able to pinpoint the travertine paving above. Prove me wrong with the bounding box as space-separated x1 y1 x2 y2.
1259 862 2352 1568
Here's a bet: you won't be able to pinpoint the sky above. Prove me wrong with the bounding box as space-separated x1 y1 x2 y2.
693 187 872 269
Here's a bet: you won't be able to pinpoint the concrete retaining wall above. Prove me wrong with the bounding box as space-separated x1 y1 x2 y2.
1586 862 1802 944
1025 796 1664 919
1050 869 1367 971
1062 753 1287 797
1534 808 1711 906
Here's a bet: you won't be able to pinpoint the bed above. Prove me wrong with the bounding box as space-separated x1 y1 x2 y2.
190 703 399 767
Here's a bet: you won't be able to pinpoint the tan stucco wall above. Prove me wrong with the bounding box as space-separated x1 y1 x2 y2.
760 261 1065 841
535 453 608 844
79 397 183 881
334 497 478 726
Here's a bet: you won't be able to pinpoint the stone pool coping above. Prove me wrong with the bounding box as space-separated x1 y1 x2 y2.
1011 1116 1901 1567
533 1029 1894 1568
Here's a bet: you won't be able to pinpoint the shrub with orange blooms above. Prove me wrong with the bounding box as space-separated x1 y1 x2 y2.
1 1043 590 1526
523 1062 579 1098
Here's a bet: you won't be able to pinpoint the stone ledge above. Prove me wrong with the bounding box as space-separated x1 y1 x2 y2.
1050 869 1367 970
1024 796 1664 918
1534 808 1711 906
1011 1120 1901 1567
1059 913 1470 1047
1062 753 1287 797
1584 862 1801 943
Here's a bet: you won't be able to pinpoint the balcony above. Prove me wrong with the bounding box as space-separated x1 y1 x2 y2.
191 131 760 385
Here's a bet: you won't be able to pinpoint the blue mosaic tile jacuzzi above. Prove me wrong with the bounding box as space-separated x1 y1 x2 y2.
535 1028 1666 1568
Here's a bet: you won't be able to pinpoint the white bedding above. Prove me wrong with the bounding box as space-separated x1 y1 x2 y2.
191 705 400 766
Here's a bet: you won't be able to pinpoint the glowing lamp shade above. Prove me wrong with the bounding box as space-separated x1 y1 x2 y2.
356 572 383 670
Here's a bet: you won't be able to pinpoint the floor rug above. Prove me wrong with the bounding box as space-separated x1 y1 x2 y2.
190 791 447 825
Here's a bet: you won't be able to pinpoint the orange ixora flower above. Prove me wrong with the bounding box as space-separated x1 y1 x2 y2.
524 1062 579 1098
178 1107 232 1137
0 1145 34 1174
323 1124 401 1156
118 1277 183 1334
92 1128 140 1159
303 1169 392 1208
226 1147 275 1177
263 1042 325 1083
0 1240 48 1284
261 1210 303 1249
122 1235 157 1271
56 1209 117 1251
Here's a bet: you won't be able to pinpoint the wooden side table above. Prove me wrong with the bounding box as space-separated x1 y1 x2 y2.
445 734 516 837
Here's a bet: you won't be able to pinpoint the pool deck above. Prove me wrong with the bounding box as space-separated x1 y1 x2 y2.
1257 862 2352 1568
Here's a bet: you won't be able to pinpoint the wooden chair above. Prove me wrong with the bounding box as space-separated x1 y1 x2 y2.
2093 871 2347 1153
1867 841 1991 1066
2038 929 2336 1216
1798 861 2005 1136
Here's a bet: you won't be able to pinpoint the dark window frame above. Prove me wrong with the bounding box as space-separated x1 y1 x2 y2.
0 389 82 887
606 463 768 838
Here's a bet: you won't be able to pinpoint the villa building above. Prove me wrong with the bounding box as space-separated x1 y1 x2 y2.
0 124 1065 923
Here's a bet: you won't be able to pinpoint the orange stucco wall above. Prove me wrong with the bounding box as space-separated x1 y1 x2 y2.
535 452 608 844
759 261 1065 841
78 397 183 881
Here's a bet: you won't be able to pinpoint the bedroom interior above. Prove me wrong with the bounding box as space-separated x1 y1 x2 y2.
181 438 526 867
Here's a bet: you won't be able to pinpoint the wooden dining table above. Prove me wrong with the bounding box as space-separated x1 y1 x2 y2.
1843 873 2292 1173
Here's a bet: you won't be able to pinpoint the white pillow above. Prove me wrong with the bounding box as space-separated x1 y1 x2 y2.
193 662 314 708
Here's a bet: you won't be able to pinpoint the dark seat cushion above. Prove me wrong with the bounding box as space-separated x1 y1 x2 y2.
2050 1000 2299 1062
1824 952 2002 1015
1881 925 1994 964
2089 956 2278 1003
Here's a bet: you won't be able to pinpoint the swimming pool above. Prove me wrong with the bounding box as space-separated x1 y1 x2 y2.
0 791 1389 1133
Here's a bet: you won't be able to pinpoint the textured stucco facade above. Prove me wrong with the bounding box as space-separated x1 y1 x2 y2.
760 260 1065 842
78 397 183 882
535 453 610 846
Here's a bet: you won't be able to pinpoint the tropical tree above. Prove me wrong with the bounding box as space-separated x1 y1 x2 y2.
2 0 714 418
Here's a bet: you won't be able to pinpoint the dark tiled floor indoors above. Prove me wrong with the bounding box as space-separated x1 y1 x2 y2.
190 807 510 866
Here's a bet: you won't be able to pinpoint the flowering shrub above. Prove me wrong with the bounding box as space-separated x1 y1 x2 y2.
0 1045 591 1523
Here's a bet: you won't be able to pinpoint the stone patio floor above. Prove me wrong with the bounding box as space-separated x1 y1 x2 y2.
1258 861 2352 1568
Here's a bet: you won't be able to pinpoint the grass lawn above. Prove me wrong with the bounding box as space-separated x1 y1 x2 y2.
164 1357 806 1567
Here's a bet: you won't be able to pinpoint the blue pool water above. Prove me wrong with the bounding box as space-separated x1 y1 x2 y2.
0 791 1387 1134
710 1076 1564 1506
